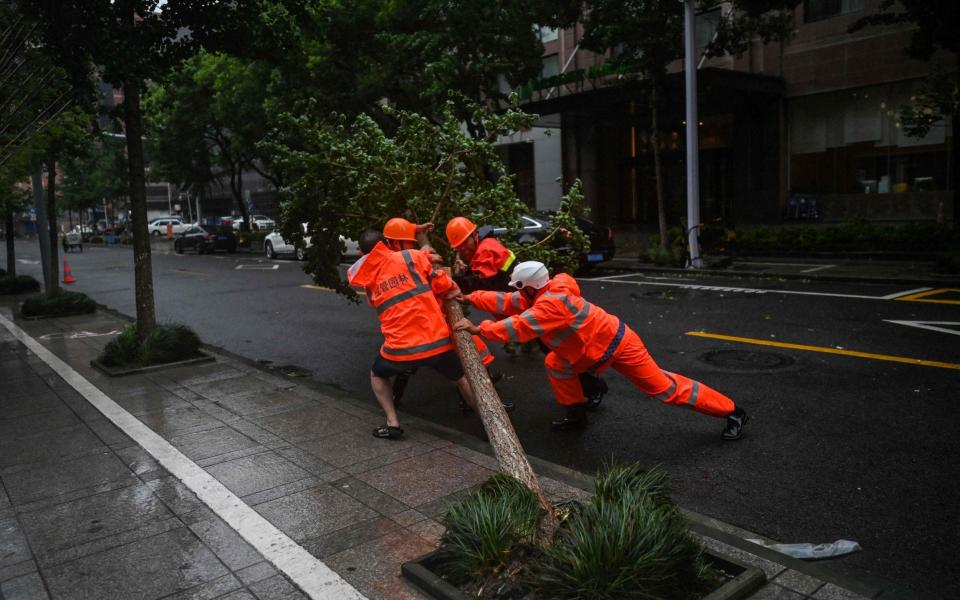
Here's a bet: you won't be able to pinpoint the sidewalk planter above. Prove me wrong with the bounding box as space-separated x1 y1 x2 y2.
403 467 766 600
92 323 212 376
91 350 214 376
402 549 765 600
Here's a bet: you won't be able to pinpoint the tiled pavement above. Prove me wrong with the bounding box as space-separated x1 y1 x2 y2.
0 300 888 600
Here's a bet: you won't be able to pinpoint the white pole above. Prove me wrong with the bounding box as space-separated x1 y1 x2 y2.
684 0 703 268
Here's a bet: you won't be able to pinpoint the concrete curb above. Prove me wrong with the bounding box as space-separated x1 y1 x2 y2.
592 262 960 287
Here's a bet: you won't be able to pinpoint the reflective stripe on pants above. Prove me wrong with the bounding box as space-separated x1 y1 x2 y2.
609 327 733 417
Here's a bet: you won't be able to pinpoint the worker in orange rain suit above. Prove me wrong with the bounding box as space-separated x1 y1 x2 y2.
446 216 610 411
454 260 748 440
347 218 501 439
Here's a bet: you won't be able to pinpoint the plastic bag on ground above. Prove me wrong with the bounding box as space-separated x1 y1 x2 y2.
746 538 861 560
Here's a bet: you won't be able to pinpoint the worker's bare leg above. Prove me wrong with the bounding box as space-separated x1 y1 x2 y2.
371 371 400 427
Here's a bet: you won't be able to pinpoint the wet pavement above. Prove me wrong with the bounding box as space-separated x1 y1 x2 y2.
0 296 909 599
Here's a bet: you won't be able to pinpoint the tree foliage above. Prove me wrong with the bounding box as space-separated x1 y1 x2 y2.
262 100 588 297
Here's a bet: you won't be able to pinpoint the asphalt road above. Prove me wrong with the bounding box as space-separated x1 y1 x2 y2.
9 241 960 599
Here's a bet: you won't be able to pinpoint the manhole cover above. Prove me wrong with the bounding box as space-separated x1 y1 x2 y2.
699 349 795 371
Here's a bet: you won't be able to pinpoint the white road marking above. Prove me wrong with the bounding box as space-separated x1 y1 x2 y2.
16 258 40 264
0 314 365 600
39 330 120 340
579 275 924 301
880 287 933 300
884 320 960 336
799 264 836 273
235 264 280 270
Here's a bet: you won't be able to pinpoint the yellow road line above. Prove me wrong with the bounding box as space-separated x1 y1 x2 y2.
685 331 960 370
894 288 960 305
300 284 334 292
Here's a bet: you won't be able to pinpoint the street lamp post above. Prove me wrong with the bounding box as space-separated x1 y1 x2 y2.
683 0 703 268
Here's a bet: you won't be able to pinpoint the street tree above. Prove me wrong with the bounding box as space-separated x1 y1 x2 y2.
1 0 96 291
144 51 277 226
19 0 257 338
59 132 129 229
850 0 959 223
263 101 587 530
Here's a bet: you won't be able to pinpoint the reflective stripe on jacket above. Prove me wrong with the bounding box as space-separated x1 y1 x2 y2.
470 273 621 366
470 237 516 278
347 241 457 361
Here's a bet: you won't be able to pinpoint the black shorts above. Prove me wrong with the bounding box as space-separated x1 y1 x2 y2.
371 350 464 381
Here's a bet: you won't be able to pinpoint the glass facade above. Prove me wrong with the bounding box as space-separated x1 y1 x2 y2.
789 82 951 196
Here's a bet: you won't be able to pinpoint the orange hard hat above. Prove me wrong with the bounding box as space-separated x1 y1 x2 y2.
383 217 417 242
445 216 477 248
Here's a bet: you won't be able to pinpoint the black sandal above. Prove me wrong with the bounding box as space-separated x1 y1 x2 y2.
373 425 404 439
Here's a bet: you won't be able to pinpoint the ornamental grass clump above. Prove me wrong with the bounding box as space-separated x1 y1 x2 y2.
436 474 542 585
99 323 201 367
141 324 201 365
530 465 714 600
21 291 96 318
434 465 716 599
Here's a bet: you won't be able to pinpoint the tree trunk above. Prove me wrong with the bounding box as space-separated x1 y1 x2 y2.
410 229 558 539
444 300 559 539
46 150 60 295
651 86 668 250
4 209 15 276
122 78 157 339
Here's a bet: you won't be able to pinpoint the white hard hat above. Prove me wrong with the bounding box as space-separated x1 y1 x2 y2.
508 261 550 290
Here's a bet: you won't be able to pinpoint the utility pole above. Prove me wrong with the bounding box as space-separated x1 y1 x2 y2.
683 0 703 268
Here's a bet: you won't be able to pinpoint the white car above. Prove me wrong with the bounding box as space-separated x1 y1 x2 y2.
264 224 359 261
148 217 190 236
249 214 276 230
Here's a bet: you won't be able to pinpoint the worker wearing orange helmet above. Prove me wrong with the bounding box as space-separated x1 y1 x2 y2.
445 216 517 294
454 261 748 440
447 215 610 411
348 217 499 439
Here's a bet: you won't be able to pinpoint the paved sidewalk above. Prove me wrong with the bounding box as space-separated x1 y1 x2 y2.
600 254 960 286
0 299 899 600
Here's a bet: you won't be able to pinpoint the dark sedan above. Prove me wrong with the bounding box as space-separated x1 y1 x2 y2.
490 213 615 266
174 225 237 254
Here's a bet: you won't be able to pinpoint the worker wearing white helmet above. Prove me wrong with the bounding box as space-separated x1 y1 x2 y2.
455 261 748 440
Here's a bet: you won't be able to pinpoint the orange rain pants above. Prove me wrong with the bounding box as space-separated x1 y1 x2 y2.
545 326 734 417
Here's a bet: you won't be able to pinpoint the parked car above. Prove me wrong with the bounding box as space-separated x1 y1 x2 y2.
174 225 237 254
61 231 83 252
264 224 360 261
148 217 190 236
490 212 615 266
249 215 276 231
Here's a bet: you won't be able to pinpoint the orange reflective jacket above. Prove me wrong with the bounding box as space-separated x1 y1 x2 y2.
348 241 457 361
467 273 621 366
470 236 516 278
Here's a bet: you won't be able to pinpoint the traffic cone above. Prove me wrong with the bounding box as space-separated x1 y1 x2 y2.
63 257 77 284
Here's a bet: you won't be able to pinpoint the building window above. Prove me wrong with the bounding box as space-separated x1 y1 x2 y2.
539 26 559 43
789 82 951 197
541 54 560 79
804 0 864 23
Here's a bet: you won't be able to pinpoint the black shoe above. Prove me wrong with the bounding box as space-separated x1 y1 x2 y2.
551 404 588 431
373 425 404 439
487 368 504 384
721 407 748 441
583 376 608 411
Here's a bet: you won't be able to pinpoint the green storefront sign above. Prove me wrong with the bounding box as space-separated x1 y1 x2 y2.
517 62 630 101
